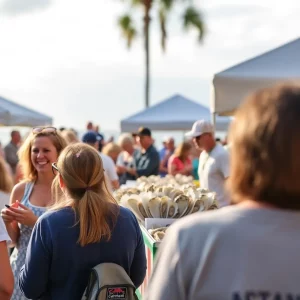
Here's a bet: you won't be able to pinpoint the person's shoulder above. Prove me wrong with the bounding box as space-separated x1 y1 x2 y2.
0 217 8 235
117 206 140 228
213 144 229 159
170 206 243 237
133 148 140 156
159 148 165 155
170 155 179 163
199 150 207 160
119 206 137 220
99 152 111 161
150 145 159 156
99 152 114 166
38 207 74 226
11 181 28 200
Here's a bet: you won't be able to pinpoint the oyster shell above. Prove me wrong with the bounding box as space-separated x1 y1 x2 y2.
148 227 168 235
153 231 165 241
190 199 205 213
174 194 190 217
160 196 170 218
119 195 144 221
166 201 178 218
148 197 161 218
138 202 148 219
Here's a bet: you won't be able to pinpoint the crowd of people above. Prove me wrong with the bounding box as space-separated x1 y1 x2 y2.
0 84 300 299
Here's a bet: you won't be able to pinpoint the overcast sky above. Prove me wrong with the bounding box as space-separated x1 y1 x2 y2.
0 0 299 131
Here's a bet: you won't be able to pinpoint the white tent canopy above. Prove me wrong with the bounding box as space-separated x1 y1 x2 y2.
212 37 300 115
121 94 231 132
0 96 52 126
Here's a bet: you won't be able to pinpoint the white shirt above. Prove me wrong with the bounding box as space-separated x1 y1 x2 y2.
0 217 10 243
0 191 10 212
99 153 118 191
198 143 229 207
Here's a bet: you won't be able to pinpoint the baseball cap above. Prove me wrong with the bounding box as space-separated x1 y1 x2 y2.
82 131 100 144
185 120 214 138
137 127 152 137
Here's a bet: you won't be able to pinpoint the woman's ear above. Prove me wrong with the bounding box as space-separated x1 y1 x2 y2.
59 175 65 189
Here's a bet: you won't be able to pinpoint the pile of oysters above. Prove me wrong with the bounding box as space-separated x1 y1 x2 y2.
137 174 194 187
117 185 218 225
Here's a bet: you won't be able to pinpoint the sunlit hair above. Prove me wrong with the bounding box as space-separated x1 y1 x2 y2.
118 133 134 147
0 157 13 193
18 127 67 182
102 143 122 158
51 143 120 246
174 142 192 162
61 130 79 145
228 84 300 210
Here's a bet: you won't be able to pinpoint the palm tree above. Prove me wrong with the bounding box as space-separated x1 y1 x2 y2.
118 0 205 108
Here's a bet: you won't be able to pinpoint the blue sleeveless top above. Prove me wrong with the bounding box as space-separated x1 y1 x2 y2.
10 182 47 300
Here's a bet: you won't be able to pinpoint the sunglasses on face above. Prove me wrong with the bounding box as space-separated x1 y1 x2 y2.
32 127 57 134
52 162 59 175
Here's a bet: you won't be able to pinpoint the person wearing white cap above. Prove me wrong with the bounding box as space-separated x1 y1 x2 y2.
185 120 229 207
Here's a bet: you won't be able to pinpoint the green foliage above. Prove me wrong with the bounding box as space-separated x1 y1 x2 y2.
118 14 137 48
183 6 205 41
117 0 205 50
159 7 167 51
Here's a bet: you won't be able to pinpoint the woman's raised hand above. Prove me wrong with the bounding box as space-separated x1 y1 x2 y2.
2 201 38 227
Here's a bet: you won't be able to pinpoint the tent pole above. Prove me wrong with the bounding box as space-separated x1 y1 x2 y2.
211 112 216 130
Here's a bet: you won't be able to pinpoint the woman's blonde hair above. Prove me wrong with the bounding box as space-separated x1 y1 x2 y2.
18 127 67 182
51 143 119 246
228 84 300 209
174 142 192 162
0 157 13 193
118 133 134 147
102 143 121 157
61 130 79 145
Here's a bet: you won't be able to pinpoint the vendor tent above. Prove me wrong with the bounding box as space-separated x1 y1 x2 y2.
121 94 231 132
212 37 300 115
0 96 52 126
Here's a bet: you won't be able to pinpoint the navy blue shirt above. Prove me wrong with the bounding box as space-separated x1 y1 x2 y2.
134 145 160 177
19 206 146 300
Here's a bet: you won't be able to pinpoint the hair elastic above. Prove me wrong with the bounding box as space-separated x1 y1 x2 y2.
76 150 82 158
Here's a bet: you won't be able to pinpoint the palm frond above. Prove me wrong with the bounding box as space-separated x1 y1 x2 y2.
183 6 205 41
130 0 143 7
159 0 174 10
118 14 137 48
159 8 167 51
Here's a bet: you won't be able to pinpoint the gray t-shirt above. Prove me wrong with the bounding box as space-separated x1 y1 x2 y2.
147 205 300 300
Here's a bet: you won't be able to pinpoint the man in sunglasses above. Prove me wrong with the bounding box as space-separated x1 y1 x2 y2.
185 120 229 207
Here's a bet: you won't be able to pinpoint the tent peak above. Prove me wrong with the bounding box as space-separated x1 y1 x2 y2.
214 36 300 78
121 93 231 132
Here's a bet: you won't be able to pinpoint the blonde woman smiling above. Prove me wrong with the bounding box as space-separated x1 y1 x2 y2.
1 127 67 300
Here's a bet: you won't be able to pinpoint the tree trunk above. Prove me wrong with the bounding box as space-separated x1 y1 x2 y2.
144 3 151 108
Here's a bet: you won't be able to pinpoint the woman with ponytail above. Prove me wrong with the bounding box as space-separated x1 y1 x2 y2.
19 143 146 300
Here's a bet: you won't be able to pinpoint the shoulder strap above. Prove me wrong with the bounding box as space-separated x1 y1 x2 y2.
22 182 34 203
